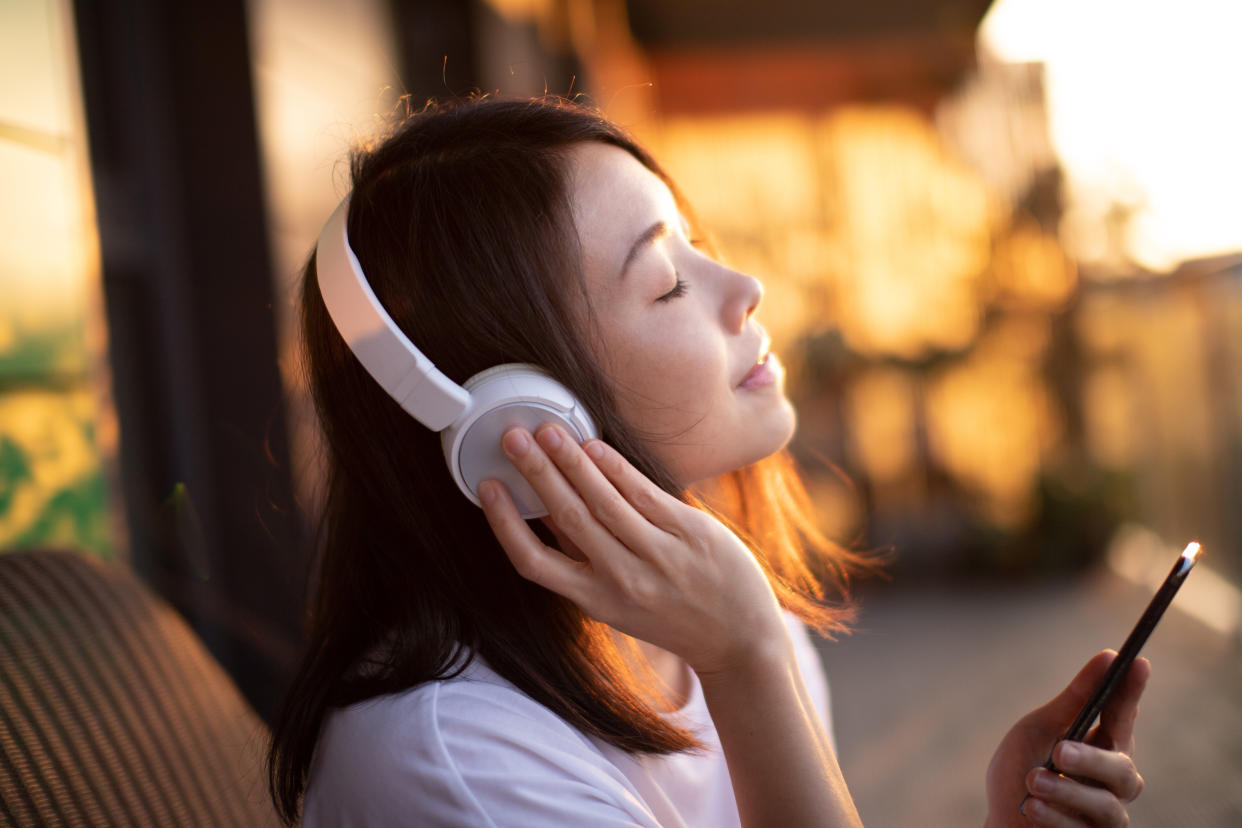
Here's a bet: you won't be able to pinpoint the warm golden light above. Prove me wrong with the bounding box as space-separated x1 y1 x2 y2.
846 368 917 484
924 317 1059 526
1183 541 1202 562
1 2 99 327
989 220 1076 308
980 0 1242 272
1081 365 1135 468
482 0 553 24
654 106 997 360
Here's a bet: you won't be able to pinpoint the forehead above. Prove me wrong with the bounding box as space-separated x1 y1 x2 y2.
566 142 678 275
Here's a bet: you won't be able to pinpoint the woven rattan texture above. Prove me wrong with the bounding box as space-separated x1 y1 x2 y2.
0 550 279 827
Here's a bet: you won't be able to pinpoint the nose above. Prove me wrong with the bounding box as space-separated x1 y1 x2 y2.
723 267 763 333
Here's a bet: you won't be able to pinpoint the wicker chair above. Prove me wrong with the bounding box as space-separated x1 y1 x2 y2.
0 549 281 826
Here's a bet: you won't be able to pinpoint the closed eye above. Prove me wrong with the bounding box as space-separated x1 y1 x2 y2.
656 276 688 302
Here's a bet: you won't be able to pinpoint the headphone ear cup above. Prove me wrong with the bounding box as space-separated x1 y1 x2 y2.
441 364 598 519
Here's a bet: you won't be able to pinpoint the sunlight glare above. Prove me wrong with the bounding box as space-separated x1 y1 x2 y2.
979 0 1242 272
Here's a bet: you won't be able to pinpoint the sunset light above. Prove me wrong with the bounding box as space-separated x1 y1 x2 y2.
980 0 1242 272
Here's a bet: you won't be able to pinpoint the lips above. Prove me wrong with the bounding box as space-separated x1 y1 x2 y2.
738 353 768 386
738 334 778 389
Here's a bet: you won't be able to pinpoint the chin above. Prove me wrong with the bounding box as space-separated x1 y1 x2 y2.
758 397 798 459
678 403 798 485
775 398 798 446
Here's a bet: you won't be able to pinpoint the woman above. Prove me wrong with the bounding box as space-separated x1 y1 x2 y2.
269 96 1148 827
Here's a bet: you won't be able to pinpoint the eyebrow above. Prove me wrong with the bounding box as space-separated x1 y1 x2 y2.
620 220 670 279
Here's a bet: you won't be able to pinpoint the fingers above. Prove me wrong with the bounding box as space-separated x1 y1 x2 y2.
498 426 641 557
478 478 592 601
538 517 586 562
1092 657 1150 754
1052 741 1145 802
575 436 685 530
1025 764 1135 826
1020 794 1098 827
505 425 683 549
1020 794 1089 827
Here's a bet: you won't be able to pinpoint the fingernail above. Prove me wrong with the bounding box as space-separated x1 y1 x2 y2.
1057 741 1080 767
585 441 604 460
536 425 562 449
1030 769 1056 795
503 429 530 457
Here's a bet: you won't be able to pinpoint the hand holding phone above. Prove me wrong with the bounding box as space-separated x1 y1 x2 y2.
1047 541 1200 770
987 651 1148 827
987 542 1198 825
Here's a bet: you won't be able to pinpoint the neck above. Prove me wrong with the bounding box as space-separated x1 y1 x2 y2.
619 634 692 711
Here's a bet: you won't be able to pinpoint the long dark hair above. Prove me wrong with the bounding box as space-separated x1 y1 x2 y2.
268 96 873 824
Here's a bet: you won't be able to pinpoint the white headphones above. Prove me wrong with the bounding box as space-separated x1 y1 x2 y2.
314 196 598 519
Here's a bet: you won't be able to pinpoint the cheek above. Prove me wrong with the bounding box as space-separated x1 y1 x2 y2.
608 333 724 435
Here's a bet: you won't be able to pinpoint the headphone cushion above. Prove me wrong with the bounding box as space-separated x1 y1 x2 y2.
441 365 597 519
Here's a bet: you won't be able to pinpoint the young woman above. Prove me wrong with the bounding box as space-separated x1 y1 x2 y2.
268 96 1149 827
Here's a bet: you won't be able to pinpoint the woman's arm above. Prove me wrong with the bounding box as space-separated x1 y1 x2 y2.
696 640 860 828
480 424 862 828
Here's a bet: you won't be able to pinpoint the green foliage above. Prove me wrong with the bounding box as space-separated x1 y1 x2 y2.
0 319 88 381
11 468 113 559
0 436 34 514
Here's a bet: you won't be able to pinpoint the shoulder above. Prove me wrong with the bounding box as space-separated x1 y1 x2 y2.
302 660 660 828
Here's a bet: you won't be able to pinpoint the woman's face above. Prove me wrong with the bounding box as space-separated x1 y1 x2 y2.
567 142 796 486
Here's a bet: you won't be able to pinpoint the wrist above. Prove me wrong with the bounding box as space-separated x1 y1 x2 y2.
692 622 796 688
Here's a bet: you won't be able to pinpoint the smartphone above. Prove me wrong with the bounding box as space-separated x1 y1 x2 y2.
1047 541 1200 768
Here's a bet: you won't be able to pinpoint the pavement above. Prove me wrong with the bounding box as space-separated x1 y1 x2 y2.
815 569 1242 827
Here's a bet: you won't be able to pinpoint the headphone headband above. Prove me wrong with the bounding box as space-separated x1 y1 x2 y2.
314 193 598 518
315 196 470 431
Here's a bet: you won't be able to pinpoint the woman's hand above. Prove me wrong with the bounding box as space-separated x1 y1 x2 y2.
482 424 863 828
478 424 789 677
985 651 1149 827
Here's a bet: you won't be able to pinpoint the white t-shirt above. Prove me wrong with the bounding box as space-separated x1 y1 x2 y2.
302 615 833 827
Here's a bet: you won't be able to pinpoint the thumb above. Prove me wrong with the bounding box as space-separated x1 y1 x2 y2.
1030 650 1118 734
1092 655 1149 754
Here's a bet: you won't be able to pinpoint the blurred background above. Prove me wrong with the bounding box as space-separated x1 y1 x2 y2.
2 0 1240 823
